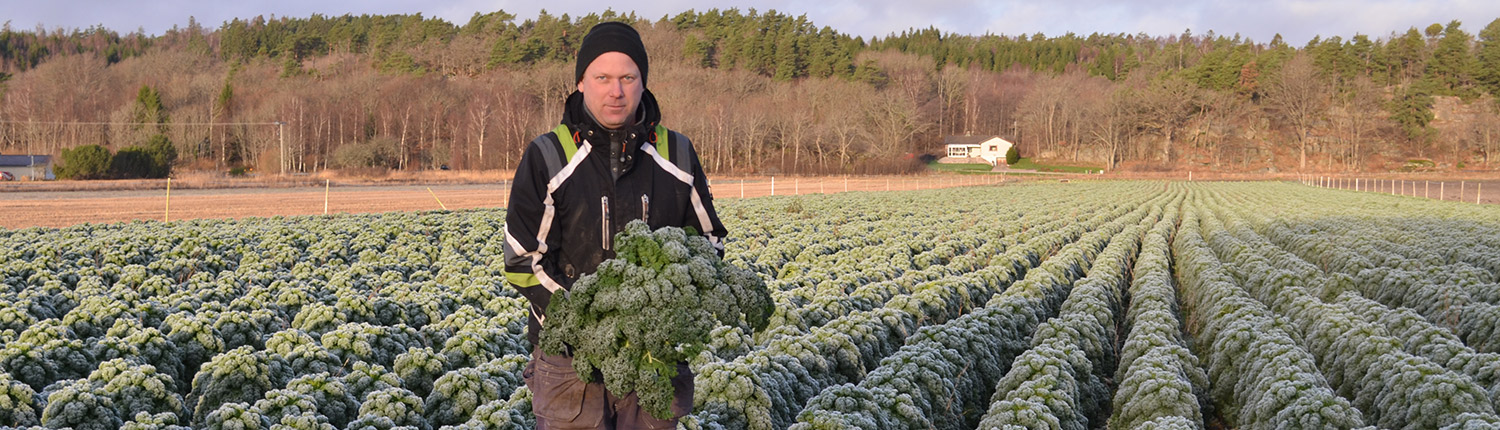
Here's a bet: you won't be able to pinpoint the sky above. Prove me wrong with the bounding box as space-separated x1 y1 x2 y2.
7 0 1500 45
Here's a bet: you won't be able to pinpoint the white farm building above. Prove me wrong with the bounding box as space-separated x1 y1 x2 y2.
943 136 1014 166
0 155 54 180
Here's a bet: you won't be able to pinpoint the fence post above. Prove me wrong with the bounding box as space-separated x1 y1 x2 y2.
1426 181 1429 199
1479 183 1483 204
1441 182 1445 201
771 176 776 196
427 187 448 210
325 179 330 215
164 177 171 223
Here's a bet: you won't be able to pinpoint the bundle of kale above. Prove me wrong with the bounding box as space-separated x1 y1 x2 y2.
540 220 773 419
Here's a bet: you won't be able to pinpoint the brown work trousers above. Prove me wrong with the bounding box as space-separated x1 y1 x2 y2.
525 347 694 430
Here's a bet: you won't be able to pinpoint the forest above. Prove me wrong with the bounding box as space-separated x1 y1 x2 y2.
0 9 1498 175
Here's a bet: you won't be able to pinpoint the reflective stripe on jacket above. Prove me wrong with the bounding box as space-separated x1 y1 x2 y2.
502 89 727 348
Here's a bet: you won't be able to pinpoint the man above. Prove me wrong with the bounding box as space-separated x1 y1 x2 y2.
502 21 727 429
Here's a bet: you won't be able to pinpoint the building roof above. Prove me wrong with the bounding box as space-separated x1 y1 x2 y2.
0 155 51 167
943 135 1007 146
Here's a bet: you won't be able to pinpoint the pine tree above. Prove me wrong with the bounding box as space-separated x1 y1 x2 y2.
1474 18 1500 97
1383 28 1427 83
772 31 803 81
1389 84 1436 144
1349 34 1377 76
1422 20 1476 97
682 34 715 68
1310 36 1359 84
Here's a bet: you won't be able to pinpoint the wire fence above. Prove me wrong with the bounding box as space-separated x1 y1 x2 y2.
1299 175 1495 205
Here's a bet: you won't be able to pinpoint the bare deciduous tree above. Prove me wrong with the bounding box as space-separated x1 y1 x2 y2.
1475 103 1500 166
1263 53 1333 170
1330 76 1385 169
1086 87 1135 170
1133 73 1198 165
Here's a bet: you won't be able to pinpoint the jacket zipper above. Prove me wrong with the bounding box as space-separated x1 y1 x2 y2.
601 196 611 251
641 195 650 224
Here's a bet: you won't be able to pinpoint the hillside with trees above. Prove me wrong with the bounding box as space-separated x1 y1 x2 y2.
0 10 1498 176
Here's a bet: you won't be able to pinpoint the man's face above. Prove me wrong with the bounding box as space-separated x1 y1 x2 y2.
578 52 644 130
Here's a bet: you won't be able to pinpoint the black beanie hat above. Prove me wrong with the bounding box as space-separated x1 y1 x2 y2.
575 22 649 87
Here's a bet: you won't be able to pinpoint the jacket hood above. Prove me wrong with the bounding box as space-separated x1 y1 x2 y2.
561 89 662 139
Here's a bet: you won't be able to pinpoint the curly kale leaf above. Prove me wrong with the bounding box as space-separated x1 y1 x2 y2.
0 371 41 427
88 359 183 422
284 372 361 429
186 346 275 426
539 220 773 420
394 347 447 400
347 387 428 430
39 379 122 430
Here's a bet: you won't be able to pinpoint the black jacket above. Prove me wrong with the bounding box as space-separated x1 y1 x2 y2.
503 89 727 348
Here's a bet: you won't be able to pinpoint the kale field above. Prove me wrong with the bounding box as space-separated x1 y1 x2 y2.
3 181 1500 429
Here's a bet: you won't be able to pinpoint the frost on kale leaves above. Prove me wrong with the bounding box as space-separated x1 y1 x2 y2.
540 220 773 420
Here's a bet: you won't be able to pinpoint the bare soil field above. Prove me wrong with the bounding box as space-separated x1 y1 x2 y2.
0 175 1022 229
6 173 1493 230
